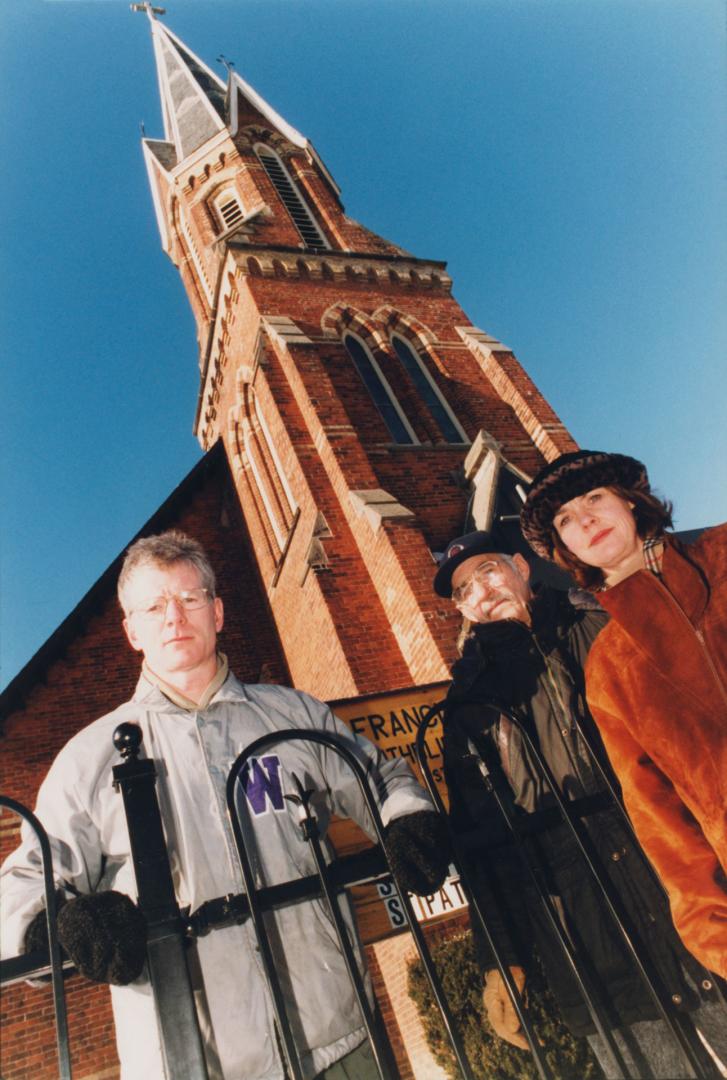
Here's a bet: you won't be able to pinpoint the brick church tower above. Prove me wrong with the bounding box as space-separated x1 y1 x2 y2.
0 10 582 1078
139 5 577 703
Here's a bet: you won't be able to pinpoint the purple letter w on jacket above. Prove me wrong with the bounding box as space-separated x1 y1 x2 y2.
241 755 285 816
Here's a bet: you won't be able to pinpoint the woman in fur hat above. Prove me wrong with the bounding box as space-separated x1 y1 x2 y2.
520 450 727 980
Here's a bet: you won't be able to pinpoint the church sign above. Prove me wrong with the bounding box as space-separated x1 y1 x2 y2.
330 681 450 804
327 683 459 943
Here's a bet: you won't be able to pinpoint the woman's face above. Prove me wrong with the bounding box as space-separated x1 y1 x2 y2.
553 487 642 578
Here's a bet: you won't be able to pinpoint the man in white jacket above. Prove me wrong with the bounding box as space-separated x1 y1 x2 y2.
1 531 449 1080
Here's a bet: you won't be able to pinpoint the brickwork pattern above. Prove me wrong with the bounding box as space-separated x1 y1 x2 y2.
201 263 575 701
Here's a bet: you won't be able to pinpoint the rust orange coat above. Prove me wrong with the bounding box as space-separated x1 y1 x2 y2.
585 523 727 977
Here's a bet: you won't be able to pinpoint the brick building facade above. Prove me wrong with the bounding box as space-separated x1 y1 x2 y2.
1 6 578 1076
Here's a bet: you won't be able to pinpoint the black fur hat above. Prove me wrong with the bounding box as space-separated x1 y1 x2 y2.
520 450 649 558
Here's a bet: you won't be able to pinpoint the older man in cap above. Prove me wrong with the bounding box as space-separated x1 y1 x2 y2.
434 530 726 1079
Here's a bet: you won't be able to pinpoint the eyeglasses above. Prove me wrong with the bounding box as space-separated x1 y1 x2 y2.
451 561 503 606
129 588 213 621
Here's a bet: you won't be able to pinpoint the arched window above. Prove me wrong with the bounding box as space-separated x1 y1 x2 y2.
343 334 417 445
255 144 328 251
391 334 467 443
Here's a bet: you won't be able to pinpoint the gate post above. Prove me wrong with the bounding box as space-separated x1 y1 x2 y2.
112 722 209 1080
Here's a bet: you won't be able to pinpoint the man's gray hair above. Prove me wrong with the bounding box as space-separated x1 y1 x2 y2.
118 531 217 612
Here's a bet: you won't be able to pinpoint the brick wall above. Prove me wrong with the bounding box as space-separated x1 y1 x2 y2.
369 912 471 1080
195 263 576 703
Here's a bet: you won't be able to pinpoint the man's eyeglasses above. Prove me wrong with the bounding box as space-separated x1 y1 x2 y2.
451 561 502 606
129 588 213 621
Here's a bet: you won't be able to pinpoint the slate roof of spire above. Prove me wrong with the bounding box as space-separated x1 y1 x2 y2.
151 17 227 160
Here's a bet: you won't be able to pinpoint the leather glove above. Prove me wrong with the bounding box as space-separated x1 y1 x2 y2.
483 966 530 1051
26 891 147 986
384 810 451 895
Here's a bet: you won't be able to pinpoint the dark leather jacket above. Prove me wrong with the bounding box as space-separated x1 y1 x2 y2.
443 586 709 1036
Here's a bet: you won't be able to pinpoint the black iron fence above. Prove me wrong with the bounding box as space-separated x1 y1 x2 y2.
414 700 725 1080
0 795 72 1080
2 712 725 1080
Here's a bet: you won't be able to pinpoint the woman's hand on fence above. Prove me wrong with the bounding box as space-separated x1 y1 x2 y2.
483 965 530 1051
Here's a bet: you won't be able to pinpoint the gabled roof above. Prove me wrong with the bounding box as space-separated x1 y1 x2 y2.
227 69 307 150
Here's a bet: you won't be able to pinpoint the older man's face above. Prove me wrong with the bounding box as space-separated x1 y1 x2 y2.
122 560 223 684
451 552 532 625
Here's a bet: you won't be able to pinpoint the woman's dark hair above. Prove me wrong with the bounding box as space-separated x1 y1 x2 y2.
551 485 673 589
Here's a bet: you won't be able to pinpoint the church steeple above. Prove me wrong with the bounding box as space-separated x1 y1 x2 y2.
137 5 323 173
136 10 578 702
150 17 227 161
137 6 355 335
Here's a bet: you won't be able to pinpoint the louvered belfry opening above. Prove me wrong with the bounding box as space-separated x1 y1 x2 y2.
256 146 328 250
218 196 244 230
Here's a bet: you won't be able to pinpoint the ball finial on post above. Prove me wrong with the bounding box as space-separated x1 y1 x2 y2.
113 722 143 760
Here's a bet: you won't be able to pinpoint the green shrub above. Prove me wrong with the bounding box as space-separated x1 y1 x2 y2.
407 932 601 1080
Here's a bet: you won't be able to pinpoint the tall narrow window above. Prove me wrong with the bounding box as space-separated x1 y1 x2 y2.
253 395 297 527
391 335 467 443
343 334 417 445
179 209 214 305
255 144 328 251
235 392 298 561
243 426 287 549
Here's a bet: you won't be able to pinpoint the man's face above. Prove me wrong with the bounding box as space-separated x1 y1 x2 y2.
450 552 532 625
122 560 223 684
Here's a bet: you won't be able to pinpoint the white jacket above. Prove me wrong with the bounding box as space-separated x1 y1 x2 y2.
1 673 433 1079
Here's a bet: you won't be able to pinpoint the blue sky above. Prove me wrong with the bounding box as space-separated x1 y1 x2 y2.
1 0 725 690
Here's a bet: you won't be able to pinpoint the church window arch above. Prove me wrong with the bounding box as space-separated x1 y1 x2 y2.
343 333 417 445
390 334 468 444
254 143 328 251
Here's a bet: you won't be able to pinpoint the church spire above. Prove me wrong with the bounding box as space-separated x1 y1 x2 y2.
135 6 322 172
147 16 228 162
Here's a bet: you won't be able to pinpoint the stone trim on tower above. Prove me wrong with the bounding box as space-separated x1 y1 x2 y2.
457 326 577 461
349 489 416 532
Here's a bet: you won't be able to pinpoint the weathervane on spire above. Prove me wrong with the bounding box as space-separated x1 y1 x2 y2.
130 2 166 17
217 54 236 76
